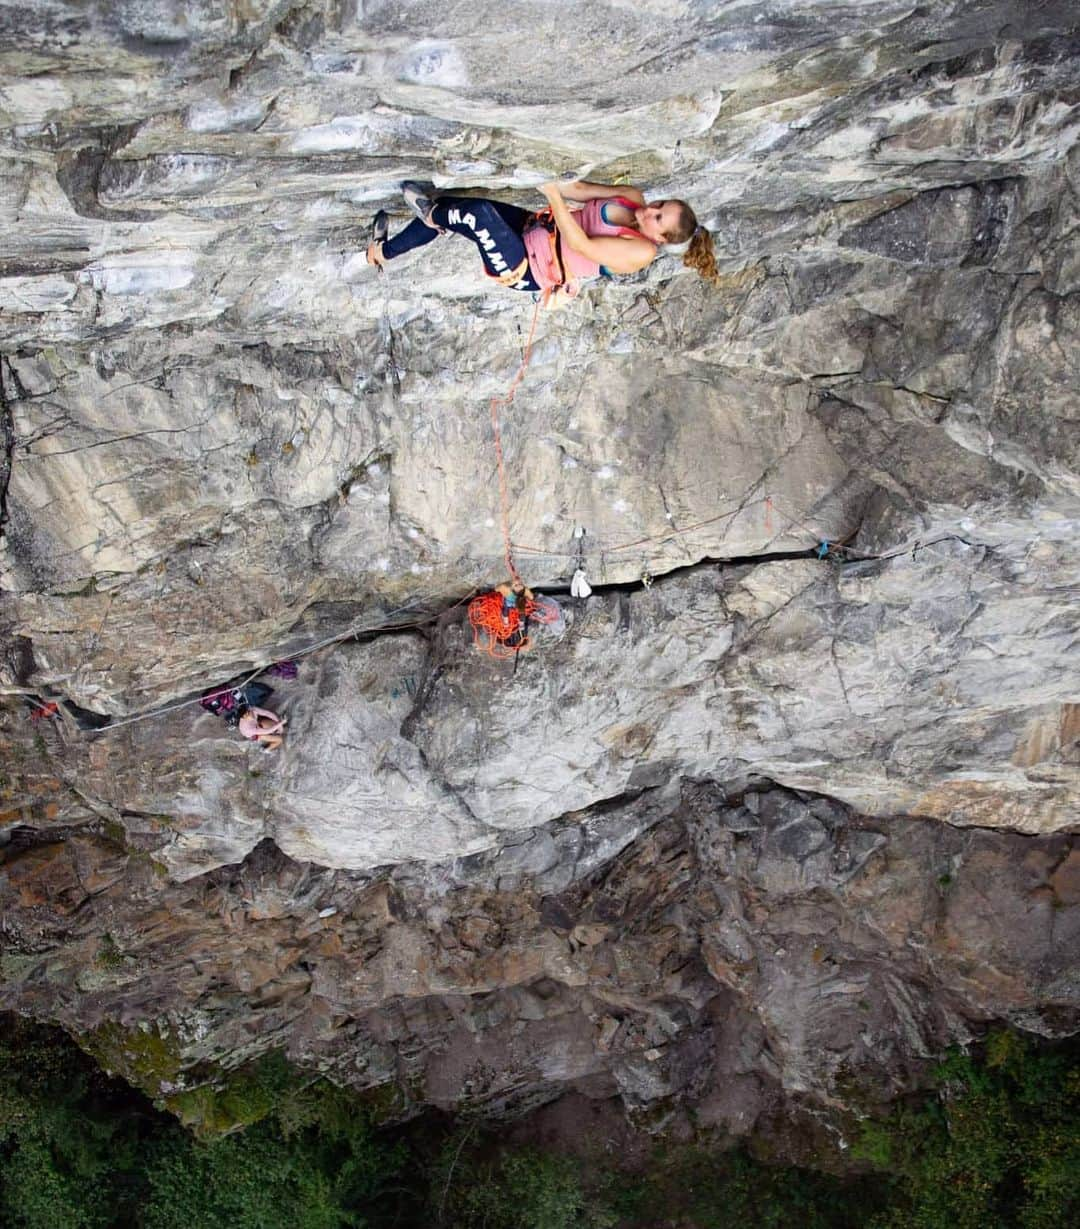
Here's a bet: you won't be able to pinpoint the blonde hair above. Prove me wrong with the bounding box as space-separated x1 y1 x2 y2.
683 226 718 282
667 201 719 283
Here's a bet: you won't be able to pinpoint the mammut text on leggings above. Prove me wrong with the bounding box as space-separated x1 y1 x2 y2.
381 195 540 292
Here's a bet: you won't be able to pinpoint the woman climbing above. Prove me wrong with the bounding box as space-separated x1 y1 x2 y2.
200 678 287 751
367 180 718 300
237 704 286 752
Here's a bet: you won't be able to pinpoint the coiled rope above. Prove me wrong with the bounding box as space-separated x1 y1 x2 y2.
468 591 559 659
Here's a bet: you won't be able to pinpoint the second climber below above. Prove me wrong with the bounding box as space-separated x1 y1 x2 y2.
367 180 718 301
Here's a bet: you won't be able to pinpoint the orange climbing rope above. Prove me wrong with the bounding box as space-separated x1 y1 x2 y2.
468 294 572 660
468 590 559 660
490 296 543 586
468 296 550 660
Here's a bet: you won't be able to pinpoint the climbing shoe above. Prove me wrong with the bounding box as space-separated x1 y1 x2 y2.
401 181 440 229
365 209 389 269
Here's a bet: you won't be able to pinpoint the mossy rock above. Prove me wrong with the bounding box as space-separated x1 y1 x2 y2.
163 1051 283 1138
0 950 44 984
95 933 125 968
357 1076 409 1124
101 817 127 847
79 1020 184 1098
165 1082 269 1139
164 1051 405 1140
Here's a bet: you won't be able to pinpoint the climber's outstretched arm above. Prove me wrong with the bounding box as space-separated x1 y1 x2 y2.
557 180 646 206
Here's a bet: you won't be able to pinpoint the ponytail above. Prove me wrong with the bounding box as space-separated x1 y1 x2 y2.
667 201 719 283
683 225 718 283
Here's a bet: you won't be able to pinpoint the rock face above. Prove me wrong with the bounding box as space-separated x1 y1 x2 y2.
1 0 1079 1136
1 786 1077 1135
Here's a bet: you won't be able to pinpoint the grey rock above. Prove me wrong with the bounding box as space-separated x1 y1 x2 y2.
0 0 1078 1145
0 786 1074 1136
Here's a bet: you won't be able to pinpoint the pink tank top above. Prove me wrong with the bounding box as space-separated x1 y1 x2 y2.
524 196 652 292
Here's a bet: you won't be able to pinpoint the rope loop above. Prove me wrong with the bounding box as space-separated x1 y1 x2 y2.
467 591 558 659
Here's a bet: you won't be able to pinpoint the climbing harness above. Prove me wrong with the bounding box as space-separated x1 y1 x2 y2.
523 197 653 304
200 679 274 727
467 590 559 660
200 686 244 725
522 206 569 306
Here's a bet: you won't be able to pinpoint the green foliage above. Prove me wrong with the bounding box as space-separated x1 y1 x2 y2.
0 1018 409 1229
165 1050 296 1136
502 1151 614 1229
1 1139 100 1229
856 1029 1080 1229
144 1066 408 1228
431 1138 616 1229
599 1145 869 1229
2 1016 1077 1229
428 1132 874 1229
143 1124 358 1229
0 1016 149 1227
850 1117 894 1168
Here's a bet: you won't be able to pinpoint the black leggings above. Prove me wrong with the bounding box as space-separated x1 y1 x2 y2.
381 195 540 292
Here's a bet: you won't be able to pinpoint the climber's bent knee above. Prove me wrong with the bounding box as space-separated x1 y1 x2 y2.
432 197 539 292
